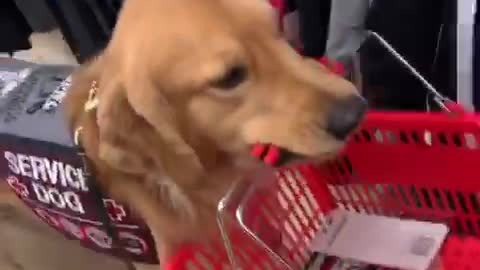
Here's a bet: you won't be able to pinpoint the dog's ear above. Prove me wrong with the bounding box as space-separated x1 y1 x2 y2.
94 76 155 174
65 58 154 175
94 64 205 187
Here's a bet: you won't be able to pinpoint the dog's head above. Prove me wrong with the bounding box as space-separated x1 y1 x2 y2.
80 0 366 187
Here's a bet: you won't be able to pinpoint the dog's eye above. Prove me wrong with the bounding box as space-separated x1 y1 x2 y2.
211 65 248 90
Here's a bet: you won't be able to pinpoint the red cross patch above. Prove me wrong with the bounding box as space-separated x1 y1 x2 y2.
103 199 126 222
7 176 29 198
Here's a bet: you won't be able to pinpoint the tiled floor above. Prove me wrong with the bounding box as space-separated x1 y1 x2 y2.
0 202 129 270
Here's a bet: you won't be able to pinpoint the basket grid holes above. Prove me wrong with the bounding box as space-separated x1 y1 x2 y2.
243 169 331 267
327 180 480 235
176 133 480 269
354 128 479 149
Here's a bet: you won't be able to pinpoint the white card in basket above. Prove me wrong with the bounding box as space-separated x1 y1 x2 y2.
310 209 449 270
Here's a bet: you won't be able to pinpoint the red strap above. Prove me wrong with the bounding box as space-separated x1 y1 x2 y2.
250 143 267 158
263 145 281 166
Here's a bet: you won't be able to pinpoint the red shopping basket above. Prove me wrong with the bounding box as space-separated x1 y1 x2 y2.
164 109 480 270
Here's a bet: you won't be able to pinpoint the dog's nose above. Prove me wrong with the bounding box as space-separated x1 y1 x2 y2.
326 95 367 140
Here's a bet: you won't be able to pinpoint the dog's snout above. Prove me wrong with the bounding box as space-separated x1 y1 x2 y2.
326 95 367 140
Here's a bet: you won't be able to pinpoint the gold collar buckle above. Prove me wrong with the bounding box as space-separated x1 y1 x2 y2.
84 80 99 112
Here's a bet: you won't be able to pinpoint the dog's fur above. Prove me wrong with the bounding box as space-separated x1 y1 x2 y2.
2 0 361 267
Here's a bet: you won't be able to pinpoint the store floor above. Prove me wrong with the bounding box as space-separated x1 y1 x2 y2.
0 201 129 270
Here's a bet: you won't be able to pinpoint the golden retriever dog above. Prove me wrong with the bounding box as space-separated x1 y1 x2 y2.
2 0 366 267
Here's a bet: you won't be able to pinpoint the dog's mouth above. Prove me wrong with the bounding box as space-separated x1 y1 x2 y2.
250 143 313 167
